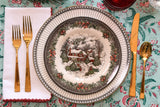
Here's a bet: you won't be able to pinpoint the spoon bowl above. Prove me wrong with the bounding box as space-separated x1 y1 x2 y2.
139 42 152 60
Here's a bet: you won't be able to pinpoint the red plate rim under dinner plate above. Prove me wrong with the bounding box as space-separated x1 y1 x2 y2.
103 0 136 11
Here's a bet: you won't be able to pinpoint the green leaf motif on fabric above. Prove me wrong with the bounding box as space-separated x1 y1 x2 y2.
140 15 155 24
148 28 151 33
139 26 145 41
126 8 136 21
143 95 146 105
153 49 160 55
149 91 152 96
150 22 155 26
137 79 156 88
151 86 157 89
0 55 3 58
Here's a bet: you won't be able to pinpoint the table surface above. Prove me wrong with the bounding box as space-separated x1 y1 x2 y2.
0 0 160 107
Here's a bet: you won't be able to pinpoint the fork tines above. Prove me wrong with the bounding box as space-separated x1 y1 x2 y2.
23 16 32 35
12 25 21 40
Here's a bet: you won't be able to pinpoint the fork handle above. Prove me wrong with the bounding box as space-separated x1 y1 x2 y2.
15 52 20 92
25 46 31 92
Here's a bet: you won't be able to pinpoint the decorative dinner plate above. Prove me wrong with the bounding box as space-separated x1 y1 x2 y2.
33 6 131 103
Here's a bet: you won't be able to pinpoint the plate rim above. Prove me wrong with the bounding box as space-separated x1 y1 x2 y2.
33 5 131 104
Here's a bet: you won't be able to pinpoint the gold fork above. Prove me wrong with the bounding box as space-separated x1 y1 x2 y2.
12 25 21 92
23 16 33 92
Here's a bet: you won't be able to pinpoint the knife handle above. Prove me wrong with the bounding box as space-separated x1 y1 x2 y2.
129 52 137 97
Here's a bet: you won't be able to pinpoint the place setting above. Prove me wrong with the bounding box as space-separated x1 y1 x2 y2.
2 0 155 105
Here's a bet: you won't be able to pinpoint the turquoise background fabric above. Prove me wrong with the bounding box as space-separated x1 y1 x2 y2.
0 0 160 106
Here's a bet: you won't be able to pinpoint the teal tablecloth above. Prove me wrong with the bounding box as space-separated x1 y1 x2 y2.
0 0 160 106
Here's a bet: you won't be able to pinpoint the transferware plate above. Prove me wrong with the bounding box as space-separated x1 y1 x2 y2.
33 6 131 103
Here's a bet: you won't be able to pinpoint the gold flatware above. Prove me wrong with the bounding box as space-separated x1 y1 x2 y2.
129 13 140 97
23 16 33 92
12 25 21 92
139 42 152 99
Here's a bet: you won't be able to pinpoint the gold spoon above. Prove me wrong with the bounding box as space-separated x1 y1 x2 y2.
139 42 152 99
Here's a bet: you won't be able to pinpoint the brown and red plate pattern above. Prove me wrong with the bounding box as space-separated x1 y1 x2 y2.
44 17 121 95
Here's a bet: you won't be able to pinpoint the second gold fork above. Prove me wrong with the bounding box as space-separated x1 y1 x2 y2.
23 16 33 92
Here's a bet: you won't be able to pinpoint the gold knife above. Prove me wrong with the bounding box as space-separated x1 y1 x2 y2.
129 13 140 97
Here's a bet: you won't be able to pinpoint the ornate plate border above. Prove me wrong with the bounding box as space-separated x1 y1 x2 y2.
33 6 131 104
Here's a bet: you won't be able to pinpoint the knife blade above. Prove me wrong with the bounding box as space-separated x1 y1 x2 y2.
129 13 140 97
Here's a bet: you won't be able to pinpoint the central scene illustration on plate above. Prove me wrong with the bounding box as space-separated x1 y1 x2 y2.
44 17 121 95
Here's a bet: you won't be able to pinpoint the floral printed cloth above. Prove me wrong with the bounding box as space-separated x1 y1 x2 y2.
0 0 160 107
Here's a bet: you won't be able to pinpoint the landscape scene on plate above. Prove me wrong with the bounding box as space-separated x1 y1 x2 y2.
47 19 120 93
61 36 104 76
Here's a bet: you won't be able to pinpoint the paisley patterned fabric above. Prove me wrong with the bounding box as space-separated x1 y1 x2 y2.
0 0 160 106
